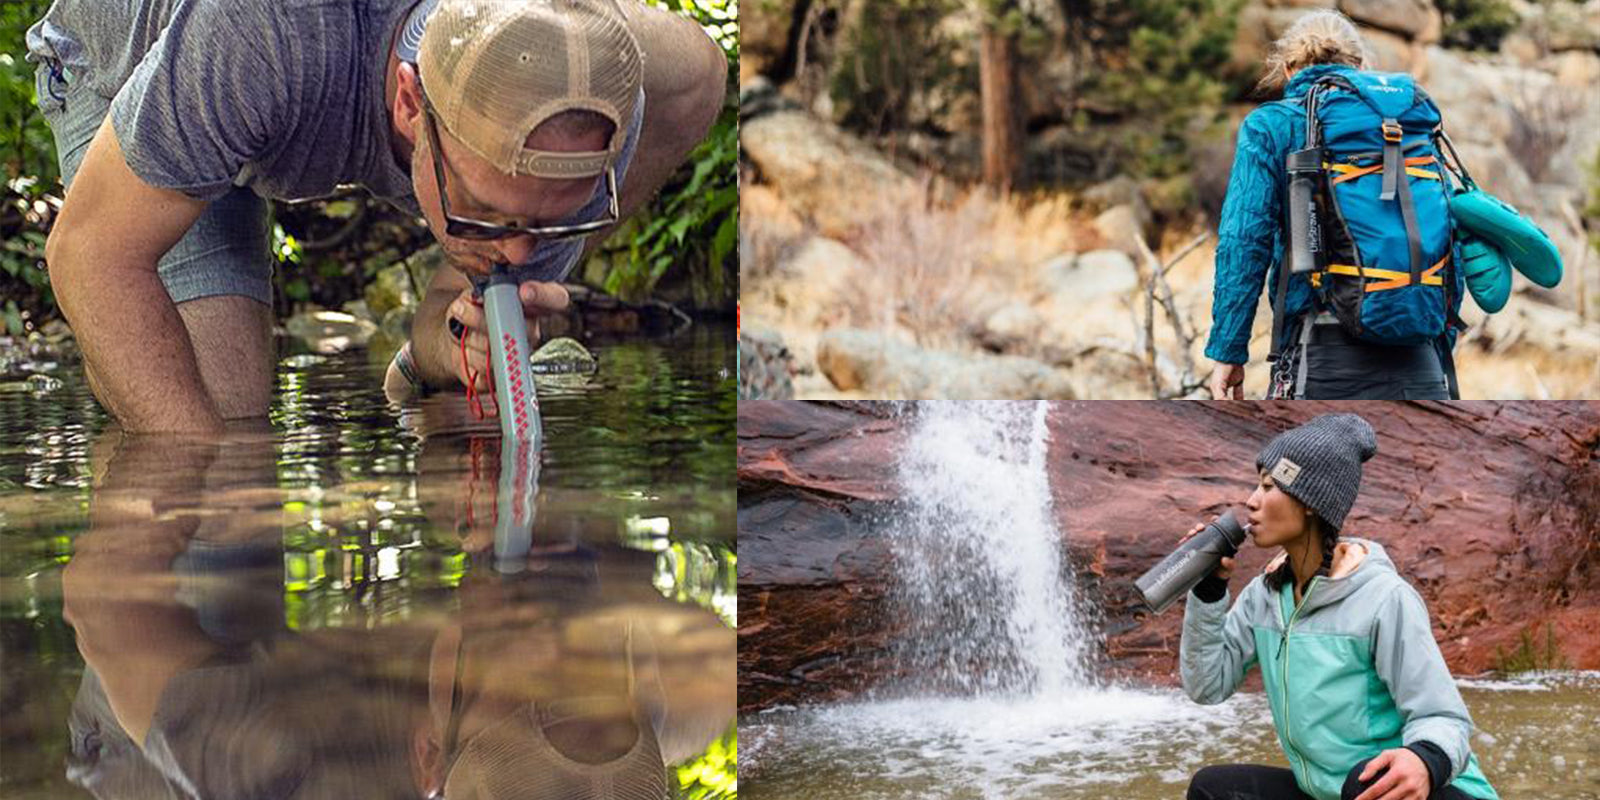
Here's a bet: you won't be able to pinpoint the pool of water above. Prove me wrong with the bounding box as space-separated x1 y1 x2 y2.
739 672 1600 799
0 325 737 799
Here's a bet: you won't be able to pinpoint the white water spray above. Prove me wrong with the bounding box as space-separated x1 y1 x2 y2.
888 400 1095 696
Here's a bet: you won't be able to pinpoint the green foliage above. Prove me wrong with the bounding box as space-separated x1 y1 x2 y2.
676 724 737 799
1493 623 1568 674
1437 0 1519 51
589 0 738 310
829 0 972 136
1 1 61 335
598 107 736 306
1065 0 1244 180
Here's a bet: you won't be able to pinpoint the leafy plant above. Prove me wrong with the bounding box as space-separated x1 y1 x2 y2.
675 723 737 799
1 1 63 335
588 0 739 310
1493 623 1568 674
1437 0 1519 51
1062 0 1244 180
828 0 973 137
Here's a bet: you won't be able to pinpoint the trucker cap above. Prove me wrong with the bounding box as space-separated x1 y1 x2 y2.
401 0 645 179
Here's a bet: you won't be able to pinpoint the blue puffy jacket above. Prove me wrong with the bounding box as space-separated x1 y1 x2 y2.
1205 64 1356 366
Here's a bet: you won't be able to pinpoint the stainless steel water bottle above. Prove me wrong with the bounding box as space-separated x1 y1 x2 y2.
1135 511 1249 614
480 264 544 449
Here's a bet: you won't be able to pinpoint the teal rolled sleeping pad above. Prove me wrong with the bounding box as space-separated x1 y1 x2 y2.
1457 232 1512 313
1448 188 1562 288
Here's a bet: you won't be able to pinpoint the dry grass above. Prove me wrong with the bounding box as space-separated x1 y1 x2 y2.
832 183 1086 349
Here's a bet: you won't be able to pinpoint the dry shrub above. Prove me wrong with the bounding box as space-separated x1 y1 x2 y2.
836 183 1085 348
841 183 988 348
1505 78 1587 184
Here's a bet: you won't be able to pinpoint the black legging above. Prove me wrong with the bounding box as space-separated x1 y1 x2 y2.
1186 760 1483 800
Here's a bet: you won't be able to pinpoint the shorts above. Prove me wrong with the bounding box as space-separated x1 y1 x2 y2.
1302 323 1450 400
34 58 274 306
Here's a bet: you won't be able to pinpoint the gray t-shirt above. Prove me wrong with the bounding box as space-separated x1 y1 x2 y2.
27 0 421 211
26 0 649 288
26 0 644 282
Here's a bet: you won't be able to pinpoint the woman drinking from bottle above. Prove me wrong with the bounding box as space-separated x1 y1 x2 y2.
1180 413 1499 800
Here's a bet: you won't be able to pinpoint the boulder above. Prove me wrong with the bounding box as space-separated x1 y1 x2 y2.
980 302 1047 348
741 111 918 240
283 309 377 354
1339 0 1436 39
1534 0 1600 52
528 337 598 374
1091 203 1152 256
739 328 797 400
771 236 865 313
738 401 1600 711
815 329 1076 398
1552 49 1600 88
1498 31 1543 66
1363 27 1419 72
1042 249 1141 302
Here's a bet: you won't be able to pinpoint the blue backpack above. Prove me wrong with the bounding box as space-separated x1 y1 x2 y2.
1269 71 1467 396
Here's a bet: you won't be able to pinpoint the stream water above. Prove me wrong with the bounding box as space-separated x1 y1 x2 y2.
0 326 737 799
739 401 1600 799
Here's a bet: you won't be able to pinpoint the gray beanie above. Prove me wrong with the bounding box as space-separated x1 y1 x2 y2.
1254 413 1377 531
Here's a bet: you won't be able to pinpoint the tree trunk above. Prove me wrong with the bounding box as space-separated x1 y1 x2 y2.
979 26 1022 192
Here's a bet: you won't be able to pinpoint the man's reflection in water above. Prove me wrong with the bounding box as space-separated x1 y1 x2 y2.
62 425 735 799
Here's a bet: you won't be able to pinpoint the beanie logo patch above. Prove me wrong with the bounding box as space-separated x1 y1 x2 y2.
1271 457 1302 487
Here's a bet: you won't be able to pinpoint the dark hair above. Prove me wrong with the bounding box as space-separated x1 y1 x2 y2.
1263 513 1339 593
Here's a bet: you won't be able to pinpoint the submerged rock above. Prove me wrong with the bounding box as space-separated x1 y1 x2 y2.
528 336 598 375
283 309 377 354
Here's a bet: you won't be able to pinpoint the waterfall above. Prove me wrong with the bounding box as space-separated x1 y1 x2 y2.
888 400 1094 697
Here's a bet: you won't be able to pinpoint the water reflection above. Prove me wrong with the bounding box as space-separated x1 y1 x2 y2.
0 331 736 799
59 427 733 799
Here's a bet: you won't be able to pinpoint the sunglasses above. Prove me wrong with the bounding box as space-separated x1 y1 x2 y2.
420 87 619 243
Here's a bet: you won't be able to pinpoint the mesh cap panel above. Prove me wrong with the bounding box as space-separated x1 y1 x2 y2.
443 702 667 799
419 0 643 178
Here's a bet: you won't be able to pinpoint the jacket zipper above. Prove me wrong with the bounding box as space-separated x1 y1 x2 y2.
1279 576 1320 786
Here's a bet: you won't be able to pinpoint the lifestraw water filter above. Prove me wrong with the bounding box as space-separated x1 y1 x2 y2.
1134 511 1249 614
480 264 544 449
493 433 540 575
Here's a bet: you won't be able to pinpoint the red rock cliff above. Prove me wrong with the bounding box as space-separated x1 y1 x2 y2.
738 400 1600 712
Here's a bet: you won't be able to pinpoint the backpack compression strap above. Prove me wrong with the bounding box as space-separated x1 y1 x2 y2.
1380 117 1426 286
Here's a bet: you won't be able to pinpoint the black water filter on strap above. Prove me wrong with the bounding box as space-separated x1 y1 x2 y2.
1134 511 1249 614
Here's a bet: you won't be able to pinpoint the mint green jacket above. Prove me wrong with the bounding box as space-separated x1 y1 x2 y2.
1181 539 1498 800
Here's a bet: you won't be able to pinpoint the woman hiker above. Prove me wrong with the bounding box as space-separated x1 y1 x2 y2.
1205 11 1468 401
1179 413 1499 800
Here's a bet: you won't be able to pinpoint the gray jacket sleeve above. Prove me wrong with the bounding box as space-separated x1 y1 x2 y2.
1180 581 1259 705
1371 582 1474 781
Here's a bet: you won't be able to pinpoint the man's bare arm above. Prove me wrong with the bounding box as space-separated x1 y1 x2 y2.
46 116 221 433
411 261 476 390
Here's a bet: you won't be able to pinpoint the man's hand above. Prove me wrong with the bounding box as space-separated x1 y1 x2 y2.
411 258 571 395
443 280 569 391
1354 748 1431 800
1207 362 1246 400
